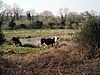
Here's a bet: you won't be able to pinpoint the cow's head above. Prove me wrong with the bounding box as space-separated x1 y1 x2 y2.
52 36 59 43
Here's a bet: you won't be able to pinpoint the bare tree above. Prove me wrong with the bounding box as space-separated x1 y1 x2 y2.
58 8 69 28
26 11 31 20
3 4 13 21
58 8 69 17
12 3 24 20
66 12 79 28
64 8 69 17
58 8 63 16
89 10 97 16
41 10 53 17
29 9 36 15
83 11 93 21
0 0 3 10
0 0 4 25
41 10 53 23
0 0 5 44
29 9 36 20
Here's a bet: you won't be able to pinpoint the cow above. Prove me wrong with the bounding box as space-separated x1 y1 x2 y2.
41 36 59 47
12 37 22 46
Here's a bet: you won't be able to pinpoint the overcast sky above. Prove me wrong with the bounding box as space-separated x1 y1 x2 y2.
3 0 100 15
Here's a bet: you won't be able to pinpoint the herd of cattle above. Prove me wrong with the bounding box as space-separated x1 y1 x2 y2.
12 36 59 47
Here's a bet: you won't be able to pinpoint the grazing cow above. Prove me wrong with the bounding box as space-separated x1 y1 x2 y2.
41 36 59 47
12 37 22 46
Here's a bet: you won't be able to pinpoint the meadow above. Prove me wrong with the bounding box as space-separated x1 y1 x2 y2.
1 29 77 54
3 29 77 39
0 29 99 75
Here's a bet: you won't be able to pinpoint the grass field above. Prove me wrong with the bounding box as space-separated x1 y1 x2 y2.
1 29 78 54
3 29 77 39
0 29 99 75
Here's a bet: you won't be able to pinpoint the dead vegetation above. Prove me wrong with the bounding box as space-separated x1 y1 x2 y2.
0 43 100 75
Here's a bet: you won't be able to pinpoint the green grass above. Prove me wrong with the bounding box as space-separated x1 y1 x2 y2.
1 44 51 56
3 29 77 39
1 45 40 54
1 29 77 54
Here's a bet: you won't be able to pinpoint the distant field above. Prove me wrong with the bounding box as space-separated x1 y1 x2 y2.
3 29 77 38
1 29 78 54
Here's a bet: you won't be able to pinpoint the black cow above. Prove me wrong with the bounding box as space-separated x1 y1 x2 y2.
41 37 59 47
12 37 22 46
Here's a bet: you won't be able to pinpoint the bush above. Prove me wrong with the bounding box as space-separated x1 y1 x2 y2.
48 21 59 29
0 32 5 45
12 24 27 30
0 15 5 45
31 20 43 29
20 24 26 29
8 20 16 30
79 18 100 48
76 17 100 58
48 21 55 29
13 25 20 29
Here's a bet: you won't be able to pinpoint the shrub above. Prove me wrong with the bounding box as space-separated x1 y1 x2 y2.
48 21 59 29
0 32 5 45
0 15 5 45
20 24 26 29
31 20 43 29
8 20 16 30
76 17 100 58
48 21 55 29
79 18 100 48
13 25 20 29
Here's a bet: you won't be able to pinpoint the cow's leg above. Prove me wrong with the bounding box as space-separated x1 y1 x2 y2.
15 41 17 45
17 40 22 46
16 41 19 45
19 41 22 46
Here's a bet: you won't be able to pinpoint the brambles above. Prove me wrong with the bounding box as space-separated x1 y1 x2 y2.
0 44 99 75
76 17 100 58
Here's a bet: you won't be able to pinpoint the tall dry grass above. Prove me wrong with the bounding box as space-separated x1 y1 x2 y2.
0 43 100 75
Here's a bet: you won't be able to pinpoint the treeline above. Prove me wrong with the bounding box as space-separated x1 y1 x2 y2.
0 2 100 30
